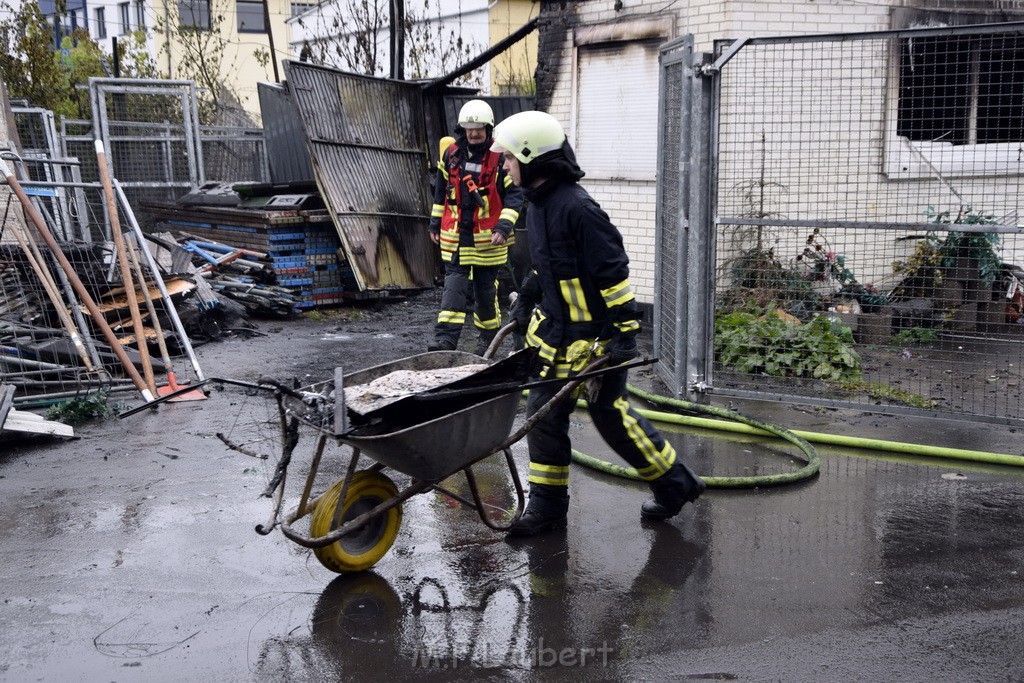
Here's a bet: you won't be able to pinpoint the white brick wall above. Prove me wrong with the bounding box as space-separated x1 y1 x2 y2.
541 0 923 302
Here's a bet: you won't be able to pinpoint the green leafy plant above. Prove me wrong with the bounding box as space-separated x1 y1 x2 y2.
891 327 938 346
715 307 861 381
893 205 1001 292
45 392 115 424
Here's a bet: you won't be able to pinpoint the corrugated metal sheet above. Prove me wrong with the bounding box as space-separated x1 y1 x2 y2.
257 82 315 184
282 62 435 291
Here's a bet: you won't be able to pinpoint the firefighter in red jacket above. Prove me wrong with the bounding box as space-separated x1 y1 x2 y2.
427 100 525 355
491 110 705 536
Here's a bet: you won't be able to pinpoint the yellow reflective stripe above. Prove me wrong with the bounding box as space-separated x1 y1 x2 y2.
473 313 501 330
532 333 557 363
530 463 570 474
601 280 635 307
559 278 591 322
499 208 519 223
614 319 641 333
614 396 672 474
458 251 508 267
528 463 570 486
439 164 448 178
544 362 572 379
503 175 513 188
479 195 491 219
528 474 570 486
633 462 663 481
437 311 466 324
431 204 445 218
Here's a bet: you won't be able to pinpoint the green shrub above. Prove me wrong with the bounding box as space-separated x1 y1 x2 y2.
45 392 114 424
715 308 861 381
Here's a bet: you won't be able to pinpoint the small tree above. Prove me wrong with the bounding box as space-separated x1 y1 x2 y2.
0 2 158 119
0 1 76 116
296 0 483 86
154 0 257 124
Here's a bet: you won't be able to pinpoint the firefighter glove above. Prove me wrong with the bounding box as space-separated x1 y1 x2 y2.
510 295 533 332
606 331 638 365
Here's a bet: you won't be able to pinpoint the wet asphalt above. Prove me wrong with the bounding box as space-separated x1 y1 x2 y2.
2 295 1023 682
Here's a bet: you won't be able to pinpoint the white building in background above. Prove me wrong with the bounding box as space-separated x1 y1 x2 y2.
34 0 157 69
10 0 536 119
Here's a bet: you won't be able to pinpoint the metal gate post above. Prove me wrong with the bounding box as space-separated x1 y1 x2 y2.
680 50 716 403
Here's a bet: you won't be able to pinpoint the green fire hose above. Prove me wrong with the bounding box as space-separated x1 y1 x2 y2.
568 384 1024 488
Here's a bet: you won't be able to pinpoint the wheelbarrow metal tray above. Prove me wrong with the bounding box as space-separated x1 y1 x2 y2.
338 350 524 482
341 390 520 482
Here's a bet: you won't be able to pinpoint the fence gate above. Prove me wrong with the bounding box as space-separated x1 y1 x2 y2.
657 23 1024 425
85 78 205 211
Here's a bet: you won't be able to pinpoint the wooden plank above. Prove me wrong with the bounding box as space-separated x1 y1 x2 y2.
1 409 74 437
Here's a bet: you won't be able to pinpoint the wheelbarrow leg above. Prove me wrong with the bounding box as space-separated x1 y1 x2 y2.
463 448 526 531
296 433 329 519
329 447 363 529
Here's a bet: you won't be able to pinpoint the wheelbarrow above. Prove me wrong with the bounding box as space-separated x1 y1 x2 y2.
238 324 650 574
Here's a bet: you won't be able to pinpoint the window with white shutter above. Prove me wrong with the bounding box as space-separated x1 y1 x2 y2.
575 40 661 180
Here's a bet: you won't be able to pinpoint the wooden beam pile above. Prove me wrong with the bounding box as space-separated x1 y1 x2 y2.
147 202 357 309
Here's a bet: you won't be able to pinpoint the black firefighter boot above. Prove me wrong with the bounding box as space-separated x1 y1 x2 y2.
641 461 706 521
508 484 569 537
473 329 498 357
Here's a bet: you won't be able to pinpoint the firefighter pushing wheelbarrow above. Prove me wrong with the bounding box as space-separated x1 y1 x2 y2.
235 322 657 573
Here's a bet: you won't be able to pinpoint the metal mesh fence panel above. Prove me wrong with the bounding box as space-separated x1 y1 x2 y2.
707 24 1024 423
201 127 268 182
655 41 687 382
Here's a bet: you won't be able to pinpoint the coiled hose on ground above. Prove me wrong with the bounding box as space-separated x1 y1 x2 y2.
569 385 1024 488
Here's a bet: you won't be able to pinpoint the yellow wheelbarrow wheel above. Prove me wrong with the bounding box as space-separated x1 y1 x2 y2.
310 470 402 573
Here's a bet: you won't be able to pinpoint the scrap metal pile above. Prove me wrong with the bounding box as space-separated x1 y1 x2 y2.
0 150 208 410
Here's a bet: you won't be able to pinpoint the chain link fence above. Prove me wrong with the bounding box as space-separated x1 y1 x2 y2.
658 23 1024 425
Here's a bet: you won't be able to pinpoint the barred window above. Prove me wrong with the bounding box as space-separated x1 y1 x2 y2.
886 10 1024 179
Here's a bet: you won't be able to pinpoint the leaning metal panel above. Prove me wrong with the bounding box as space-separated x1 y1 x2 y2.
283 61 435 291
706 23 1024 424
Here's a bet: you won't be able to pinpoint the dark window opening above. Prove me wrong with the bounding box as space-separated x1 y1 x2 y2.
897 32 1024 145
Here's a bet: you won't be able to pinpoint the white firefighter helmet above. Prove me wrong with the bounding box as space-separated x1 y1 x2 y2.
490 111 566 164
458 99 495 129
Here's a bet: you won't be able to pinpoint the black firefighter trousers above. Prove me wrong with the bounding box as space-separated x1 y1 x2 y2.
522 364 682 515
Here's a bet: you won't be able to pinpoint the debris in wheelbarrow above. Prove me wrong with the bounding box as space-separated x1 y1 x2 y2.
345 348 539 434
343 363 490 414
252 348 538 440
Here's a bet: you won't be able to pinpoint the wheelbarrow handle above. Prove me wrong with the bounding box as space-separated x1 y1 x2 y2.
482 320 519 359
412 356 657 402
